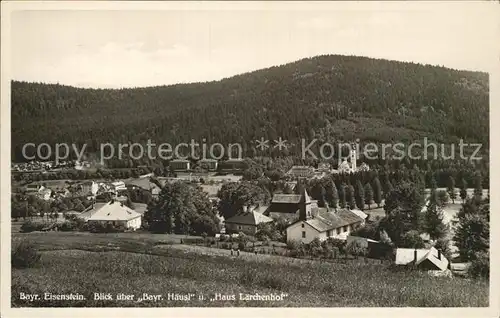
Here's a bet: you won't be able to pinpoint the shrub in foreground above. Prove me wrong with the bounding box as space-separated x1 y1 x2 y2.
12 241 41 269
468 252 489 279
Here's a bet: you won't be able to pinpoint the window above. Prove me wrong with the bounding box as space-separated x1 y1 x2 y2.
327 230 331 237
302 231 306 238
336 228 341 234
301 224 305 228
238 226 242 230
343 226 348 232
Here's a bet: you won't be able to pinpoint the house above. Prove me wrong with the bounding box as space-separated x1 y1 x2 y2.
125 177 164 198
218 158 247 174
169 159 191 172
287 166 315 179
199 158 218 171
268 188 318 221
224 206 273 235
74 181 99 196
86 200 142 230
286 186 366 244
25 183 44 193
395 247 449 271
331 148 369 174
317 162 331 173
110 181 127 193
37 188 52 201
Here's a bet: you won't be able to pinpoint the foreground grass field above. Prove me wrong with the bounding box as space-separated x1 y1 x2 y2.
12 232 489 307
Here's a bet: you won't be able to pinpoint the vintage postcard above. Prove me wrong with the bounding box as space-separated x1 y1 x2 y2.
1 1 498 317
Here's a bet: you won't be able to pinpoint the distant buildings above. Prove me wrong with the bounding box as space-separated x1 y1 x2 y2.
218 158 246 174
287 166 315 179
169 159 191 172
199 159 218 171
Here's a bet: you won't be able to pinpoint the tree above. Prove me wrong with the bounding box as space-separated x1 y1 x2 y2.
474 174 483 197
338 183 346 208
399 230 425 248
346 240 367 259
346 184 356 210
429 174 437 191
312 182 327 207
424 199 448 241
217 182 270 220
364 182 374 209
460 178 468 203
454 213 489 262
372 177 383 208
434 238 453 261
355 180 365 210
325 180 339 210
447 176 456 204
380 181 424 245
144 182 220 235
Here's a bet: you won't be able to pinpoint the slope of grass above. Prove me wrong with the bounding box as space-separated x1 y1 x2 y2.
11 232 488 307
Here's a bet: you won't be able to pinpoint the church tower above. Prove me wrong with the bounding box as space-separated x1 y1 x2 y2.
350 148 357 172
297 179 312 220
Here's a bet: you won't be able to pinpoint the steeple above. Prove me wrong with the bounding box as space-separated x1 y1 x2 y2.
297 178 312 220
350 147 357 172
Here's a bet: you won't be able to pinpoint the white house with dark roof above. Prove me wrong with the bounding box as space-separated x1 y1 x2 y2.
86 200 142 230
285 185 366 244
395 247 449 271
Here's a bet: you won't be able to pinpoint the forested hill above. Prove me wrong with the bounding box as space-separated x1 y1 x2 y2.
11 54 489 161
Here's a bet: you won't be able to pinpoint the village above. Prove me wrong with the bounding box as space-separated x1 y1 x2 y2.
11 149 488 279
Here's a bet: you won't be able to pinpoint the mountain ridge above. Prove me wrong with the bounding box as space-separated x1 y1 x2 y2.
11 54 489 162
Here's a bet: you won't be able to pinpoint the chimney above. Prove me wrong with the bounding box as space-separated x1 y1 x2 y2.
437 249 441 260
414 249 418 263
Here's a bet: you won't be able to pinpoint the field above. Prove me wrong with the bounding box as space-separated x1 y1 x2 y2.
11 232 488 307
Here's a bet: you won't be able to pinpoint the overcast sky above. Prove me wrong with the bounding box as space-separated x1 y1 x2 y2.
8 2 499 88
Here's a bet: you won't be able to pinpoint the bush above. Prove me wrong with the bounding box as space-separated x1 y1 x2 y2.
237 241 246 251
20 220 46 233
12 241 41 269
468 252 489 279
400 230 425 249
88 222 126 233
287 239 301 251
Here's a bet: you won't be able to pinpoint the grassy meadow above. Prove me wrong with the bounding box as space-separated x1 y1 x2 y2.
11 232 488 307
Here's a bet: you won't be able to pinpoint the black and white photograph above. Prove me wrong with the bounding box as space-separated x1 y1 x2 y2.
1 0 498 315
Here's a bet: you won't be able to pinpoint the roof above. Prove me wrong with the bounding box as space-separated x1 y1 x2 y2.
395 247 449 271
87 201 142 222
287 166 315 176
77 203 108 220
304 208 364 232
170 159 190 163
416 247 449 271
133 203 148 215
346 236 380 247
395 248 430 265
272 194 302 204
225 210 273 226
350 209 368 220
125 178 162 191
